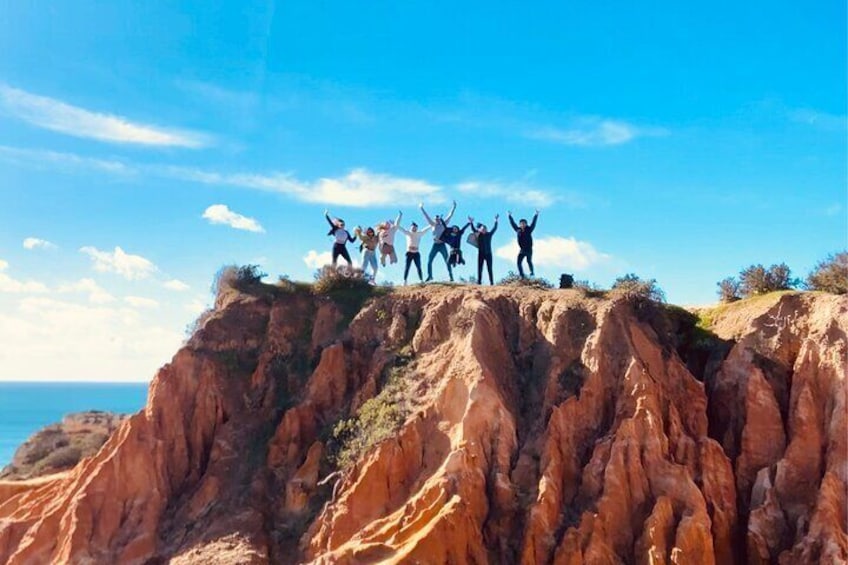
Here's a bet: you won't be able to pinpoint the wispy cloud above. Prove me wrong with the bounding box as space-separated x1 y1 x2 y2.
178 167 446 207
495 236 611 270
303 250 332 269
0 260 49 293
789 108 847 132
525 119 668 147
0 84 211 148
23 237 57 250
80 246 158 280
824 203 843 217
202 204 265 233
124 296 159 309
456 180 581 209
163 279 190 291
58 278 115 304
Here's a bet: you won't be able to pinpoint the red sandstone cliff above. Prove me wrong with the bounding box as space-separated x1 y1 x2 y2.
0 286 844 564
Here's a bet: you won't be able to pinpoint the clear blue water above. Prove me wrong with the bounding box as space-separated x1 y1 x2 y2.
0 382 149 468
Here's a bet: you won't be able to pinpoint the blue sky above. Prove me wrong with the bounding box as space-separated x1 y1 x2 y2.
0 1 845 381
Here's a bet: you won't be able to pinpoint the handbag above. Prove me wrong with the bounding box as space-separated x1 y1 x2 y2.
466 232 479 248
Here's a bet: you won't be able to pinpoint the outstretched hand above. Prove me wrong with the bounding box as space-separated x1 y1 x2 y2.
508 210 512 216
535 208 540 215
418 202 424 209
324 209 329 215
495 214 500 220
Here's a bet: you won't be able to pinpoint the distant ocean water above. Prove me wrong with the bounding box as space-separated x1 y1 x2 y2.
0 382 149 468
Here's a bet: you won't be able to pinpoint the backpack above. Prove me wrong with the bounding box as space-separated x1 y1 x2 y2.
466 232 479 248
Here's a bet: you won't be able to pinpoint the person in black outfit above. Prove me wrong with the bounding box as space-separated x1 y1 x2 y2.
437 218 472 276
325 209 356 267
469 214 499 285
508 209 539 278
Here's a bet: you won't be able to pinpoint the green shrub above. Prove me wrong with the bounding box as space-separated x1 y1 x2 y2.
718 263 799 299
717 277 742 303
313 265 372 295
610 273 666 302
806 252 848 294
498 271 554 289
572 279 607 298
332 368 411 469
214 264 267 295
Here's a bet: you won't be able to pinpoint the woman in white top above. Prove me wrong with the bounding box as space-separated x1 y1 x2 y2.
397 221 432 285
324 210 356 267
378 211 403 267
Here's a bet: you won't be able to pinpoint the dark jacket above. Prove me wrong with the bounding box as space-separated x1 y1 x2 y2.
438 219 471 249
474 222 498 255
509 214 537 251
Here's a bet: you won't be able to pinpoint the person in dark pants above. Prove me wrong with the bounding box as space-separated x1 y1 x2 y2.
438 217 472 270
325 209 356 267
469 214 499 285
420 200 457 282
398 221 431 285
508 209 539 278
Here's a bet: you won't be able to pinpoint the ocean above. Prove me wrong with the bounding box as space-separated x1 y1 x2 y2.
0 382 149 468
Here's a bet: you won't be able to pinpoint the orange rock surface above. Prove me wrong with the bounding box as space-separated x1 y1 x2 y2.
0 287 844 564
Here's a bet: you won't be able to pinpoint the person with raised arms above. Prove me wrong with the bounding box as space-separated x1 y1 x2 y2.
378 211 403 267
397 219 432 285
325 209 356 267
420 200 457 282
354 225 380 281
469 214 499 285
508 209 539 278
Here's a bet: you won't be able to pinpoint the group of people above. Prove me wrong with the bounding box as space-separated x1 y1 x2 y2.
324 202 539 285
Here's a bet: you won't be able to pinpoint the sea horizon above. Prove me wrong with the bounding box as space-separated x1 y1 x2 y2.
0 381 149 468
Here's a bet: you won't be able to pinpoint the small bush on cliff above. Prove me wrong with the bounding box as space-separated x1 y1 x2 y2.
805 252 848 294
214 264 267 294
717 277 742 303
498 271 554 289
312 265 371 294
332 368 411 469
718 263 799 300
572 279 607 298
610 273 666 303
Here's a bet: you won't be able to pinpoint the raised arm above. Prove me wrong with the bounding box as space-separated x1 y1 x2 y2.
508 212 519 232
420 204 435 227
394 210 403 226
325 210 336 229
490 215 499 236
397 224 411 236
443 200 457 223
529 210 539 232
348 231 356 243
419 223 433 233
457 221 472 235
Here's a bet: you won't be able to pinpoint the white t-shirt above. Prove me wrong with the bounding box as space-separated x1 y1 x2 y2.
398 225 432 252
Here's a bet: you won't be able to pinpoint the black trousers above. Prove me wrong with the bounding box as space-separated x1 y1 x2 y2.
477 252 494 285
404 251 423 281
448 247 465 267
332 243 352 266
517 248 534 277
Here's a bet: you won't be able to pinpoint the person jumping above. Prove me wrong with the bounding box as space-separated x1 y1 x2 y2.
354 225 380 280
325 210 355 267
438 217 472 270
378 211 403 267
469 214 499 285
420 200 457 282
397 220 431 285
508 209 539 278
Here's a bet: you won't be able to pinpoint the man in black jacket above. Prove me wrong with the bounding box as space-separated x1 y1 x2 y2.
508 210 539 278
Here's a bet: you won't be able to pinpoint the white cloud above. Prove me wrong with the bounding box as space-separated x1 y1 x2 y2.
1 147 445 208
185 299 208 315
0 84 210 147
163 279 190 291
174 167 446 207
58 278 115 304
789 109 847 131
526 119 667 147
124 296 159 309
0 260 49 293
456 181 569 208
23 237 57 250
80 246 158 280
202 204 265 233
303 250 333 269
495 236 611 271
0 296 183 382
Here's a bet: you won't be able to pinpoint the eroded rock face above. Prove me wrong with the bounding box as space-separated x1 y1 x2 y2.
0 287 844 564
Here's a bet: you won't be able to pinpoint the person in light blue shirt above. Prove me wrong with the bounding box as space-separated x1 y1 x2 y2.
420 200 457 282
